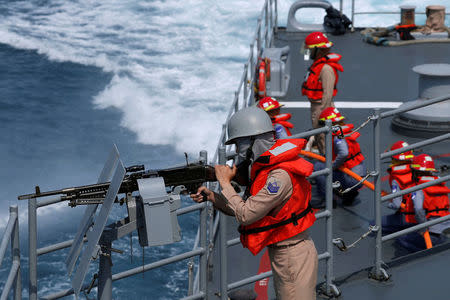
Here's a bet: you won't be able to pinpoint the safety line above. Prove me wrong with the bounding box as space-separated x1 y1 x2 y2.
280 101 403 109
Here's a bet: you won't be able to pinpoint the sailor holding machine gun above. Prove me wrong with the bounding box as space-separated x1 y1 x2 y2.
191 107 318 300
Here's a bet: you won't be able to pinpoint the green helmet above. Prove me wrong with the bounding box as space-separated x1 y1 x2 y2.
225 106 274 145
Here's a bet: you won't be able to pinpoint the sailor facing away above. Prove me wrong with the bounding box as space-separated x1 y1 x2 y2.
312 107 366 208
301 31 343 155
395 154 450 252
257 96 293 139
191 107 318 300
382 141 417 235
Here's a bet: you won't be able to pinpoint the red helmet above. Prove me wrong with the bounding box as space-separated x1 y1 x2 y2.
411 154 437 172
304 32 333 49
319 107 345 122
257 96 283 112
390 140 414 161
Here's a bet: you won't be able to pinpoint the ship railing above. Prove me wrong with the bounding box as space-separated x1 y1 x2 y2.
211 0 278 166
203 121 340 299
0 205 21 300
372 93 450 280
23 194 209 300
349 0 450 31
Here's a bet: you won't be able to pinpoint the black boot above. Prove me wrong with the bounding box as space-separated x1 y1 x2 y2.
342 190 359 206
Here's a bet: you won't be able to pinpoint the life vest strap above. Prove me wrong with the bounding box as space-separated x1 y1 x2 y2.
345 151 361 162
425 208 449 214
238 204 312 235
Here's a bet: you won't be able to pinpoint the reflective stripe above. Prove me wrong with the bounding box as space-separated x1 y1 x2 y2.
269 142 297 156
421 176 438 181
392 165 408 171
308 41 333 48
327 53 340 59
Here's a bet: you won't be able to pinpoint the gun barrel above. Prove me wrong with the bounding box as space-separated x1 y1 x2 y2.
18 188 66 200
17 182 111 201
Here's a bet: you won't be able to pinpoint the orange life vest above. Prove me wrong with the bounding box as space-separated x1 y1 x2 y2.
239 139 316 255
332 124 364 169
417 176 450 219
302 53 343 101
388 164 417 223
272 113 293 136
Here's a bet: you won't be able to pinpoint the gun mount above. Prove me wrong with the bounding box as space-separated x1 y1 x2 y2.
17 146 216 298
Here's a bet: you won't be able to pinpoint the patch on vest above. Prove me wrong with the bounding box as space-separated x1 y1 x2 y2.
266 178 281 194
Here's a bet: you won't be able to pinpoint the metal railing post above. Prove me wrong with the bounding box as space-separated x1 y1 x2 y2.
274 0 278 33
268 0 273 46
351 0 355 31
11 206 21 300
243 64 248 103
218 146 228 300
199 151 208 299
256 18 262 56
324 120 333 294
265 1 269 48
28 198 37 300
372 108 386 280
98 238 112 300
249 43 255 104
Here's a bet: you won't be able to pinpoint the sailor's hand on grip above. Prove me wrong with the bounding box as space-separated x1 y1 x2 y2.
191 186 214 203
215 164 237 185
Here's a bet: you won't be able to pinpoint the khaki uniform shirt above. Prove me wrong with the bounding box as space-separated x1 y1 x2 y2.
213 169 308 246
319 63 336 107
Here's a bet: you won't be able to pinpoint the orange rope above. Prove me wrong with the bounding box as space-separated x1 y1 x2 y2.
423 230 433 249
300 150 387 196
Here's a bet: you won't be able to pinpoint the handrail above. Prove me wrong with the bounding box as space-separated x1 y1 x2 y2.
382 174 450 203
380 94 450 119
0 206 21 300
0 209 17 268
211 0 277 165
372 92 450 279
381 133 450 160
383 214 450 242
27 187 209 299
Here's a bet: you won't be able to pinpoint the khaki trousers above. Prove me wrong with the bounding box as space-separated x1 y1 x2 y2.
268 238 318 300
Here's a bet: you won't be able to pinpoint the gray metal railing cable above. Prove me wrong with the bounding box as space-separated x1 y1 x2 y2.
344 114 377 137
339 171 377 194
333 226 379 252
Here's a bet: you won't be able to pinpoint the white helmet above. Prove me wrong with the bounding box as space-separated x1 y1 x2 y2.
225 107 274 145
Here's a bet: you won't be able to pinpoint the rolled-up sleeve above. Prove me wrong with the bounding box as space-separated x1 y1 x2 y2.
221 169 293 225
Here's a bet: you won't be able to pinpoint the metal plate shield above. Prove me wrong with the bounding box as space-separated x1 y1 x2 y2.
71 159 126 297
66 145 120 275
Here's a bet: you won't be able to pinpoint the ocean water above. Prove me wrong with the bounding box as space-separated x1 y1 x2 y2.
0 0 448 298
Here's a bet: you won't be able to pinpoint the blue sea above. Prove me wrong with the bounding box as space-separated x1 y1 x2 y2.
0 0 448 298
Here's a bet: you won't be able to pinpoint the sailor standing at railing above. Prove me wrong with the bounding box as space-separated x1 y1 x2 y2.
395 154 450 252
301 31 343 155
191 107 318 300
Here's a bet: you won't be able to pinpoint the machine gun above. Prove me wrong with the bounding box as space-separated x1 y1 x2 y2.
18 162 217 207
